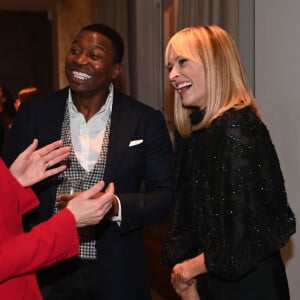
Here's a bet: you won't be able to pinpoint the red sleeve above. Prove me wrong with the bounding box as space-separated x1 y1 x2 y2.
0 208 79 283
18 187 39 214
0 158 39 215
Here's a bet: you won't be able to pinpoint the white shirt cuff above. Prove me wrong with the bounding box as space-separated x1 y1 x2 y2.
111 194 122 226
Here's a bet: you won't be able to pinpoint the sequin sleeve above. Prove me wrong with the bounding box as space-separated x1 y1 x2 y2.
202 108 295 280
161 131 198 264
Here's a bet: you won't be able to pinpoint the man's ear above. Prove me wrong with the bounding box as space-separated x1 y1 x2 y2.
111 63 122 80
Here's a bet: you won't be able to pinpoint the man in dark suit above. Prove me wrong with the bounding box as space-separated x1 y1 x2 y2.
4 23 173 300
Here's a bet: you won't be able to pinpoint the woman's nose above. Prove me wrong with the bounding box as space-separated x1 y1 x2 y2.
168 66 179 81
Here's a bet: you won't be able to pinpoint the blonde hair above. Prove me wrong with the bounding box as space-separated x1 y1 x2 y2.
165 25 260 138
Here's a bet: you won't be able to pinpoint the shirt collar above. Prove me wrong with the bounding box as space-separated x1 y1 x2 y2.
67 84 114 115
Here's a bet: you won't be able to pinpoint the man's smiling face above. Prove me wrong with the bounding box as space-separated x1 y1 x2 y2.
65 30 120 96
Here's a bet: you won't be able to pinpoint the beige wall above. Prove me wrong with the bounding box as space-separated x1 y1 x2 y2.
55 0 92 88
255 1 300 299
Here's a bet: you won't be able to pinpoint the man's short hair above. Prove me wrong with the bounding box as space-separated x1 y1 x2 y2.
80 23 124 63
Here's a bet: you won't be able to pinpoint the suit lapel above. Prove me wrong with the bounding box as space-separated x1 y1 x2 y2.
104 92 138 183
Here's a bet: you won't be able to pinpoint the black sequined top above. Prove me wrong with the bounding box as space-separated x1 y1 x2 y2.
161 107 296 281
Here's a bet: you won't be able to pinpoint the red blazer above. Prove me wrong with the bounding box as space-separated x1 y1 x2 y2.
0 159 79 299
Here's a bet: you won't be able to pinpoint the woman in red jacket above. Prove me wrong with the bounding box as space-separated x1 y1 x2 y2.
0 139 114 299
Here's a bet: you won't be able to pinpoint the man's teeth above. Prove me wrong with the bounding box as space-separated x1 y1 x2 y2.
73 71 91 80
177 82 192 90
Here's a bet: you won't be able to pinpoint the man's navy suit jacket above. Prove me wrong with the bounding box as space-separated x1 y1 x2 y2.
4 87 174 299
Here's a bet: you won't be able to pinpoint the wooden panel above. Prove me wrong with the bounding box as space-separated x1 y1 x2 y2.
144 223 179 299
0 10 53 98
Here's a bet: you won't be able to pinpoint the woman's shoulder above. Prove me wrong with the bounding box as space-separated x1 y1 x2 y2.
206 106 276 157
216 106 260 126
212 107 267 138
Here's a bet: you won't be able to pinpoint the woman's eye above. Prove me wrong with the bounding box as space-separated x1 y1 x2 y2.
167 65 173 73
178 58 188 66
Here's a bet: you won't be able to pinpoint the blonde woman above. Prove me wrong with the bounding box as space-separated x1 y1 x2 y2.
161 25 295 300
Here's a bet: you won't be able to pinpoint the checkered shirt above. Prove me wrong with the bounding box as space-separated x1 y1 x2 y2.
54 101 111 260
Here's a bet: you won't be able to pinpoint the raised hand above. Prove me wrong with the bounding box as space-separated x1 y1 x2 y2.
10 139 70 187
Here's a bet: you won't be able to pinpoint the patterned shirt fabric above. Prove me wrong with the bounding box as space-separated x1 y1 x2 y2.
55 100 111 260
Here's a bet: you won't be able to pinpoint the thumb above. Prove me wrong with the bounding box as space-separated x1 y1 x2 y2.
77 181 106 201
105 182 115 194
